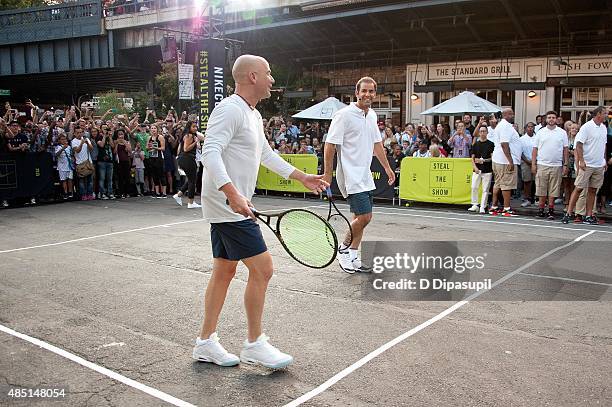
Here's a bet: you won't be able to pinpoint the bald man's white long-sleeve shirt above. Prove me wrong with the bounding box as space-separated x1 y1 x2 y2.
201 94 294 223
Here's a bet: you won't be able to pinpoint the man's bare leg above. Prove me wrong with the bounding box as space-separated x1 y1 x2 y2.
585 187 597 217
350 213 372 249
502 190 512 208
242 251 274 342
199 257 238 339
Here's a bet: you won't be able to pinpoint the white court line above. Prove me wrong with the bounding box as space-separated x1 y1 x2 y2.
0 203 326 255
519 272 612 287
283 230 595 407
0 219 205 254
0 324 195 407
308 203 612 234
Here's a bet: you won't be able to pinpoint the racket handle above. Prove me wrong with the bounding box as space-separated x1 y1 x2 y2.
225 199 258 215
326 187 333 198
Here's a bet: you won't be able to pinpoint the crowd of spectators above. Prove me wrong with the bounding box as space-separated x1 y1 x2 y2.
1 99 610 219
0 100 203 208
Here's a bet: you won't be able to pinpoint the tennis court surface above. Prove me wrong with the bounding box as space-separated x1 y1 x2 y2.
1 195 611 406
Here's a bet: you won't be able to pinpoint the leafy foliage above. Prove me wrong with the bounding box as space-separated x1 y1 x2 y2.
155 62 178 112
94 90 131 115
1 0 60 11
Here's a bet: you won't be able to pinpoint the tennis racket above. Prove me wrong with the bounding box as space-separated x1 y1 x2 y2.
325 187 353 250
253 208 338 269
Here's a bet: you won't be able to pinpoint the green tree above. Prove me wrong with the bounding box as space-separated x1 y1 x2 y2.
1 0 58 11
155 63 178 112
95 90 131 116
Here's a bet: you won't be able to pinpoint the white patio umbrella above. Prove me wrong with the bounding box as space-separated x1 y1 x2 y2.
420 91 502 116
292 97 348 120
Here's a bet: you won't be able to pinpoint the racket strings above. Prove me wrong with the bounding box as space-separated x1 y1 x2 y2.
328 214 353 247
278 211 337 268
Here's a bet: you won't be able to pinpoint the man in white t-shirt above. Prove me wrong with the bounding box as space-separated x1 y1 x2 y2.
531 111 569 219
490 108 521 216
563 106 608 225
534 115 543 133
70 126 94 200
519 122 535 207
323 76 395 273
194 55 328 369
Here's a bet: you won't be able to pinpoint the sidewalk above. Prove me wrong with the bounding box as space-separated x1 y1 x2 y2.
393 197 611 222
510 197 611 221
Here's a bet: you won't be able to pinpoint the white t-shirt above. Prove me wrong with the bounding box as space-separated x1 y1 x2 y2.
492 119 521 165
71 137 91 164
487 126 497 143
519 134 535 162
325 103 382 197
55 145 73 171
413 150 431 158
533 126 568 167
202 95 295 223
534 123 543 133
575 119 607 167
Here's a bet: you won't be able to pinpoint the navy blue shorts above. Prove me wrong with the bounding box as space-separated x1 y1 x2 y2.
210 219 268 261
347 190 374 215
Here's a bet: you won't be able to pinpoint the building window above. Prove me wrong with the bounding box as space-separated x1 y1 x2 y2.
561 88 573 107
604 88 612 106
559 87 611 122
501 90 514 108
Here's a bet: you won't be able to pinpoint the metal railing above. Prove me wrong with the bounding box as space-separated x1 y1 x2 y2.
0 0 102 45
103 0 192 17
0 0 100 27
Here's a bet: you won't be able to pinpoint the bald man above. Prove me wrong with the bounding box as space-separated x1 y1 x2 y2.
490 108 522 215
192 55 328 368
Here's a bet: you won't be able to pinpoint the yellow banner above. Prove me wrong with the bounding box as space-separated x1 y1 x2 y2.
256 154 318 192
399 158 474 204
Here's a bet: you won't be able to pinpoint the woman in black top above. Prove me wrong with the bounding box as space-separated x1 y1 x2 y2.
173 121 204 208
147 125 166 198
469 125 495 213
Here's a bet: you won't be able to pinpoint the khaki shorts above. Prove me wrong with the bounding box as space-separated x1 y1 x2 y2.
493 162 518 191
520 163 533 182
574 166 605 189
535 165 562 197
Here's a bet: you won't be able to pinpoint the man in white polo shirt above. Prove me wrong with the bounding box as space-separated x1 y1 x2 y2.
193 55 328 368
531 111 569 220
519 122 535 207
563 106 608 225
490 108 521 216
323 76 396 273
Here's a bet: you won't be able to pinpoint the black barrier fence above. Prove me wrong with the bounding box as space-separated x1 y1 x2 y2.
330 157 397 200
0 153 55 200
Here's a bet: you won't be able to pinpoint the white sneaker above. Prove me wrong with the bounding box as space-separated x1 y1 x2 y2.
187 202 202 209
338 243 349 254
521 199 531 207
30 198 36 205
338 251 354 274
173 193 183 206
479 207 486 214
192 333 239 366
467 204 479 212
240 334 293 369
351 257 372 273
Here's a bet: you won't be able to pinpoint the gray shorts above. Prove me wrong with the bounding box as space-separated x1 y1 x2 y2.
347 190 374 215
